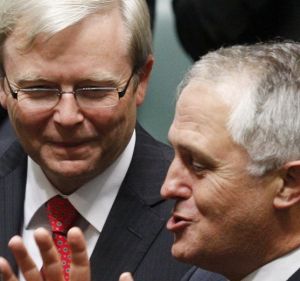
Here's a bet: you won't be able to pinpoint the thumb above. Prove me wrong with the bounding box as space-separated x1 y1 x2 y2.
119 272 134 281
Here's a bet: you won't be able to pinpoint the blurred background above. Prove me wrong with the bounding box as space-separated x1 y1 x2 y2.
137 0 191 144
138 0 300 143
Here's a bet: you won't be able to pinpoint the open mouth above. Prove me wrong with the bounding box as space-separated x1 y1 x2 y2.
166 214 192 232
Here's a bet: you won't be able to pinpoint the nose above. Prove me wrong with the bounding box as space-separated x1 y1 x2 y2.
53 93 84 126
161 157 192 200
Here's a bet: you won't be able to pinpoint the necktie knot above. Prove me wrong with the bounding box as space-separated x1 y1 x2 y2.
47 195 79 234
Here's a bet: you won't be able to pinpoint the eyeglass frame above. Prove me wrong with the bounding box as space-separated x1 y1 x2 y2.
3 71 135 107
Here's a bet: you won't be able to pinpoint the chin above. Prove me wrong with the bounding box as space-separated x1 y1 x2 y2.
46 159 96 177
172 239 211 267
171 242 194 263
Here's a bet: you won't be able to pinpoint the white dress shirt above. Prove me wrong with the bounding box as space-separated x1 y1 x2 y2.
241 247 300 281
20 130 136 280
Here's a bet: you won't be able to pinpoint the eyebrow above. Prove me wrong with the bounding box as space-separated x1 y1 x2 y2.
185 144 217 165
12 72 48 82
12 72 121 85
169 134 218 168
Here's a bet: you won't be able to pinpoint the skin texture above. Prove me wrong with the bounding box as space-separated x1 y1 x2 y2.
160 82 287 280
0 8 153 194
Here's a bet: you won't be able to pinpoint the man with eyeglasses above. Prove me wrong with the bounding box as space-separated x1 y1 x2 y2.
0 1 195 281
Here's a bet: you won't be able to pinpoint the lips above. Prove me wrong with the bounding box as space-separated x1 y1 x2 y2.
48 136 95 147
48 140 93 155
166 213 192 232
53 141 86 147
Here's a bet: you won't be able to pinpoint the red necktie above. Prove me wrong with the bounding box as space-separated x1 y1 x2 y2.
46 195 79 281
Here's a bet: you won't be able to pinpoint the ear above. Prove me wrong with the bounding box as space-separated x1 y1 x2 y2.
0 77 8 109
134 55 154 106
273 161 300 209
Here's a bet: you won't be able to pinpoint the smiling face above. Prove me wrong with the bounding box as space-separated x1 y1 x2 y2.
161 82 283 279
0 8 153 193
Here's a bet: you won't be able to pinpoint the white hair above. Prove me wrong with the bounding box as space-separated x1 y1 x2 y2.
178 42 300 176
0 0 152 74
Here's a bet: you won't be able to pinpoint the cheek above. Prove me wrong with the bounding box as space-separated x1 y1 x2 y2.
86 106 136 149
193 173 268 229
86 96 136 129
7 102 52 151
8 103 35 134
11 109 48 134
193 175 233 217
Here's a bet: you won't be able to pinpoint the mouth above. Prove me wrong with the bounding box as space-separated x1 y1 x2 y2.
53 142 86 147
166 213 192 233
49 140 93 154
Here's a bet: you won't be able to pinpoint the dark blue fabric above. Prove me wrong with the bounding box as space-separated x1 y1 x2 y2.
181 267 226 281
173 0 300 61
288 268 300 281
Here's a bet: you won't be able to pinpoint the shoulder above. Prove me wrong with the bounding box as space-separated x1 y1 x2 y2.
132 123 174 185
135 123 173 162
123 124 173 208
0 117 16 142
0 119 26 178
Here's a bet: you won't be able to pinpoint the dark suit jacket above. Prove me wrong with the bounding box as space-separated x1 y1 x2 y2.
0 106 7 122
146 0 156 31
182 266 300 281
288 268 300 281
0 121 192 281
181 267 225 281
173 0 300 61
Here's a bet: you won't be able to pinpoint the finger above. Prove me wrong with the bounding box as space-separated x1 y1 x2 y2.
34 228 64 281
0 257 18 281
8 236 42 281
68 227 90 281
119 272 134 281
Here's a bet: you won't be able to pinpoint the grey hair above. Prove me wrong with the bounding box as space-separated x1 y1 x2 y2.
177 42 300 176
0 0 152 74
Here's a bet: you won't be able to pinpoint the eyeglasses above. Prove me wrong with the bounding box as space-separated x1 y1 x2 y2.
4 72 134 110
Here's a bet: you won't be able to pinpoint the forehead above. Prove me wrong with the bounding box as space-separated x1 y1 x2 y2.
169 82 237 158
171 82 230 135
3 7 130 80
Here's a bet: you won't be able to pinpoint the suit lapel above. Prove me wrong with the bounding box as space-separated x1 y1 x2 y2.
90 185 166 281
0 139 27 273
90 124 172 281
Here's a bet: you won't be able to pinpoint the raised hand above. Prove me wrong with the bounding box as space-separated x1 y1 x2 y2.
0 227 90 281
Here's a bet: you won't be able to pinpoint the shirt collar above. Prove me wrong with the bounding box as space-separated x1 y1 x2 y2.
241 247 300 281
24 129 136 233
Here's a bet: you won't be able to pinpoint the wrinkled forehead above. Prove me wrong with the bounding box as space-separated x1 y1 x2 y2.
170 81 232 140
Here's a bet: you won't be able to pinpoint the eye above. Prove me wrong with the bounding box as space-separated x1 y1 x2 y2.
191 160 206 173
